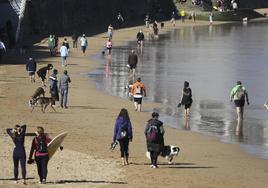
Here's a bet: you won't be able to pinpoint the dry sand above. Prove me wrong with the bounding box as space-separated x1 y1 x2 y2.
0 20 268 188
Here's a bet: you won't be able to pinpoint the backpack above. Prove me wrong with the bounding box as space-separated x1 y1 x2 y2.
119 121 128 140
236 87 245 100
35 136 48 153
147 124 158 142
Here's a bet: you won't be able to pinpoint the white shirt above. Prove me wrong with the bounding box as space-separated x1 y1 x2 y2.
0 41 6 51
60 45 68 57
80 37 87 47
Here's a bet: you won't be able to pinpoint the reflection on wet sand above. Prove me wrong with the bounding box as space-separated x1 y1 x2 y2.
89 22 268 159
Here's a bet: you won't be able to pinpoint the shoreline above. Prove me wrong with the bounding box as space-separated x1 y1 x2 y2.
1 20 268 188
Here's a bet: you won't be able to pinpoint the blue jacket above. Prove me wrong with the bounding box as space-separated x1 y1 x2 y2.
113 116 133 141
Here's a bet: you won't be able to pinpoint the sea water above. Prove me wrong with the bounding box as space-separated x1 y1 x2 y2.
89 21 268 159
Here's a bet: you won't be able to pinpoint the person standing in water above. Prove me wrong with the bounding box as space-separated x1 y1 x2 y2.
113 108 133 166
6 125 27 184
131 77 146 112
28 127 51 184
230 81 250 133
178 81 193 129
127 50 138 78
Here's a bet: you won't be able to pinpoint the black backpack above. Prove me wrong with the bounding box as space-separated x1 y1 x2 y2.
35 136 48 153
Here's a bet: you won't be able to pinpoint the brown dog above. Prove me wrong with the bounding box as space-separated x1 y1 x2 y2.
29 87 45 107
31 97 56 113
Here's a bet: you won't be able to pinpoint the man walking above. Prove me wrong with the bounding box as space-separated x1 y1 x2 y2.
26 57 37 83
60 42 68 67
59 70 71 108
131 77 146 112
127 50 138 77
80 34 88 55
145 112 165 168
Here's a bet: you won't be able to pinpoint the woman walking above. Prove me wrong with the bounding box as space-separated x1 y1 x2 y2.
179 81 193 129
28 126 51 184
113 108 133 166
6 125 27 184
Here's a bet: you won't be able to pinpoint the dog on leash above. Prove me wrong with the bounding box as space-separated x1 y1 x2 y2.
29 87 45 107
146 145 180 164
31 97 56 113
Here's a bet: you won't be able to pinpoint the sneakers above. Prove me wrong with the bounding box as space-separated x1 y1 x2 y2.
150 165 158 169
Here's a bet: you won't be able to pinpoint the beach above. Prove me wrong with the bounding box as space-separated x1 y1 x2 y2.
1 20 268 188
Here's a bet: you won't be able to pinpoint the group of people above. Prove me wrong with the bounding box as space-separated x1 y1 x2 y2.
6 125 53 184
26 60 71 109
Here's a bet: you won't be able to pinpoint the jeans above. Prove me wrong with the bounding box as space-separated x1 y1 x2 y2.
60 87 68 108
61 56 67 66
35 155 49 182
150 151 158 166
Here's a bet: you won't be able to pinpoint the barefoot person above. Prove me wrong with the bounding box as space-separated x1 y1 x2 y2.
113 108 133 166
178 81 193 129
6 125 27 184
127 50 138 78
145 112 165 168
230 81 250 132
28 127 51 184
131 77 146 112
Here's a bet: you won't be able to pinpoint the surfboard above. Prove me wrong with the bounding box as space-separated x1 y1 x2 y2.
47 132 68 160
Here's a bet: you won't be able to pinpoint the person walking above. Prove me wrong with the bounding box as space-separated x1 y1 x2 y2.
127 50 138 77
47 35 55 56
49 69 59 106
113 108 133 166
6 125 27 184
144 14 150 28
107 24 114 40
59 70 71 109
131 77 146 112
230 81 250 129
180 9 185 23
117 12 124 28
136 29 145 49
72 32 78 48
209 12 213 25
26 57 37 83
80 34 88 55
145 112 164 168
36 64 53 86
178 81 193 129
106 38 113 55
171 11 176 26
63 38 70 51
28 126 51 184
0 39 6 64
60 42 68 67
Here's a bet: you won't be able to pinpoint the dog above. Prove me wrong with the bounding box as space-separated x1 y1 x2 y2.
146 145 180 164
29 87 45 107
31 97 56 113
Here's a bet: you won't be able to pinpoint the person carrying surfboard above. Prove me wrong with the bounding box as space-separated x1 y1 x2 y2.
28 126 51 184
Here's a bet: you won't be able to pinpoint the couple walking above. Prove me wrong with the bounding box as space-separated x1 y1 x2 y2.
112 109 164 168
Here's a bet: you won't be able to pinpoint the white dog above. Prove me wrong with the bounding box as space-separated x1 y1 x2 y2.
146 145 180 164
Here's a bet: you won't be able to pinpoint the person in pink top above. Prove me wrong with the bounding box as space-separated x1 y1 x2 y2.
28 127 51 184
106 38 113 55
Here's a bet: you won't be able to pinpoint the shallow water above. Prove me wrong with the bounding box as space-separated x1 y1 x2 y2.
89 21 268 159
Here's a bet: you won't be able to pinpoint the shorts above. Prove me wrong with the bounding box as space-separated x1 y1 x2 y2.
134 97 142 104
28 71 35 76
234 100 245 107
81 46 86 52
128 64 136 70
38 74 46 81
184 103 191 109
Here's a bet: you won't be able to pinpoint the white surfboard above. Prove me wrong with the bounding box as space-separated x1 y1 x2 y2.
47 132 68 160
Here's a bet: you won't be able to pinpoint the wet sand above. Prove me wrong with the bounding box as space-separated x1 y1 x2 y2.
0 20 268 188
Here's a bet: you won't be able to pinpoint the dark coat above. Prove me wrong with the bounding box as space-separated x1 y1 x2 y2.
128 53 138 67
145 118 165 152
26 59 37 72
49 74 59 101
113 116 133 142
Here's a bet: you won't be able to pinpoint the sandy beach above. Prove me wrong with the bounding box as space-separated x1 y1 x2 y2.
1 19 268 188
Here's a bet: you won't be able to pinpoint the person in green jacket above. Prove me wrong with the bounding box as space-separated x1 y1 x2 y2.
48 35 55 56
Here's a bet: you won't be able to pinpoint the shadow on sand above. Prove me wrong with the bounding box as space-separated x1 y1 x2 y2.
48 179 127 185
131 162 215 169
69 105 107 110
